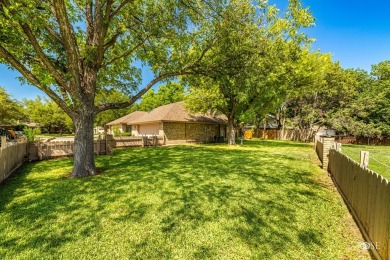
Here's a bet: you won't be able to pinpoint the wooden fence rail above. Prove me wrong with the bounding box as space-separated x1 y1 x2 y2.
255 129 316 142
1 135 165 184
0 142 27 184
328 149 390 260
113 136 164 148
27 135 164 161
316 140 323 163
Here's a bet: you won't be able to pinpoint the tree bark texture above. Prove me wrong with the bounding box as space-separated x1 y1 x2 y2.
227 116 236 145
72 109 97 177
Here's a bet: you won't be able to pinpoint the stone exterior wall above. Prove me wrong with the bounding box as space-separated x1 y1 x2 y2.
163 122 186 142
163 122 224 144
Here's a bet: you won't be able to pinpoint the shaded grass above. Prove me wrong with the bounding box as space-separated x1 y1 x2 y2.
0 140 371 259
342 144 390 180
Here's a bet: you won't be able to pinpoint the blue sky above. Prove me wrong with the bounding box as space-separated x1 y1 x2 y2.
1 0 390 100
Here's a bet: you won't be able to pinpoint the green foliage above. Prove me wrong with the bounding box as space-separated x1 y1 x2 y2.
137 82 185 111
23 127 41 142
330 61 390 136
282 61 354 129
112 126 121 137
0 0 240 175
184 0 318 144
0 141 370 258
277 58 390 137
0 0 230 115
22 97 73 133
0 87 24 124
94 90 133 127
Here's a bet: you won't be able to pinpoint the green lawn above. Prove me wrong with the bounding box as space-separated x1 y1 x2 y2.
341 144 390 180
0 140 371 259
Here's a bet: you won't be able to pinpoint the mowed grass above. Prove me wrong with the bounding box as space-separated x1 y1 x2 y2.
0 140 371 259
342 144 390 180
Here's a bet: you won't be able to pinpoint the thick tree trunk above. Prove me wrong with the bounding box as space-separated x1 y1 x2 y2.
227 117 236 145
72 110 97 177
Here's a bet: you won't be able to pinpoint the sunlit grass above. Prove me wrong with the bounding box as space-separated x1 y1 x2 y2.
0 140 371 259
342 144 390 180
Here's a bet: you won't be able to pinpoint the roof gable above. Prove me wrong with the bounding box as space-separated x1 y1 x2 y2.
106 111 147 126
106 102 226 125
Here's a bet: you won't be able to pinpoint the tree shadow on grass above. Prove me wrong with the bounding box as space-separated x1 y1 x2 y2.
0 144 333 258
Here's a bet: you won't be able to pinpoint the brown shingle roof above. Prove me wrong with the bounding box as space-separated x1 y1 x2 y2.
106 111 147 126
106 102 226 125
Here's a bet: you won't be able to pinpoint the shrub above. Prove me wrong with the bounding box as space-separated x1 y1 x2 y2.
23 127 41 142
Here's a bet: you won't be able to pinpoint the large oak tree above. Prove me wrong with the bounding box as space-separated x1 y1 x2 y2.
0 0 225 176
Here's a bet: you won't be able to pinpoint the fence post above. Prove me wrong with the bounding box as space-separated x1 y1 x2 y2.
322 136 335 170
335 142 342 152
1 136 6 148
105 134 114 154
360 151 369 168
142 136 147 147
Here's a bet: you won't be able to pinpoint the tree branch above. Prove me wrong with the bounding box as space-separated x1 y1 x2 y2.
103 29 124 50
95 70 195 113
101 39 146 68
19 23 69 90
52 0 82 93
44 25 64 45
0 44 72 116
109 0 133 21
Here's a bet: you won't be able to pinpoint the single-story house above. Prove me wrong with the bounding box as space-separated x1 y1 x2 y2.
106 102 227 144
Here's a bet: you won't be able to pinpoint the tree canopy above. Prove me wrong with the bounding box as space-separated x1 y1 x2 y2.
22 96 73 133
136 82 185 111
330 61 390 136
185 0 320 144
0 0 232 176
0 86 24 125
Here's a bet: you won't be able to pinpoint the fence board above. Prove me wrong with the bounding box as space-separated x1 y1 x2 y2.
27 136 164 161
329 149 390 259
256 129 316 142
0 143 27 184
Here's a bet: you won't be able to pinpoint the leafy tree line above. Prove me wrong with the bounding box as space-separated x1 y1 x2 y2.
276 60 390 137
0 86 23 125
0 81 185 133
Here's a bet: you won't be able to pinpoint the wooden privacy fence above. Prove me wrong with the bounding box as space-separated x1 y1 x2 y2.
336 136 390 146
113 135 164 148
27 135 164 161
0 142 27 184
328 149 390 260
256 129 316 142
1 135 165 183
28 139 108 161
315 139 323 163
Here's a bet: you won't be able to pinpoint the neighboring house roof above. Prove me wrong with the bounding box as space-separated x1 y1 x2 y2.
106 111 148 126
25 122 40 128
106 102 227 126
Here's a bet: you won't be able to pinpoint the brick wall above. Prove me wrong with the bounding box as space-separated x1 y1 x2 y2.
163 122 223 144
163 122 186 141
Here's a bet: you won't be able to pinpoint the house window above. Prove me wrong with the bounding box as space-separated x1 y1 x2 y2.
126 125 132 133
